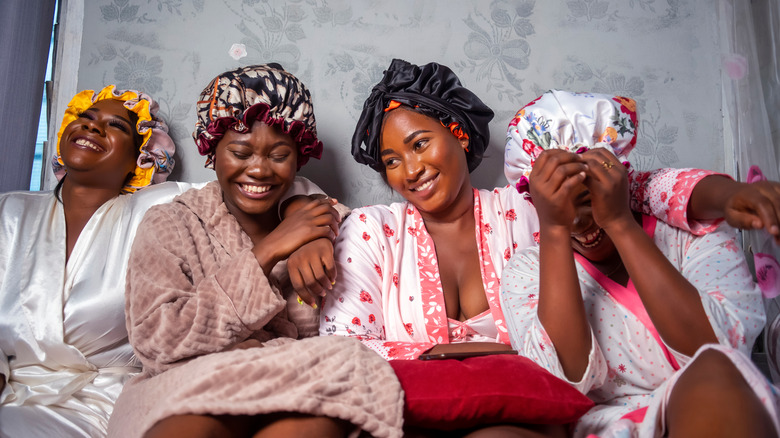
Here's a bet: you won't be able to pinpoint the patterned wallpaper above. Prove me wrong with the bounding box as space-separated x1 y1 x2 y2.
74 0 724 207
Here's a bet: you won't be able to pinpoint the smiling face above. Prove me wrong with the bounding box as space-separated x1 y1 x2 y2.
58 98 141 190
569 184 618 263
379 108 472 219
213 121 298 231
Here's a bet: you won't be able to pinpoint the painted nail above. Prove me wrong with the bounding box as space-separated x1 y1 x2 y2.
297 296 305 305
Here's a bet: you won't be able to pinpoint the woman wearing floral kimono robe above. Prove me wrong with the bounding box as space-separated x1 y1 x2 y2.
500 90 779 437
0 86 178 437
318 59 780 435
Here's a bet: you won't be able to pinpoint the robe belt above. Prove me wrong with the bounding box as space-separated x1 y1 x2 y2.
2 364 139 406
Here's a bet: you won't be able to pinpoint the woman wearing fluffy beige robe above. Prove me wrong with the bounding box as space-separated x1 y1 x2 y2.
107 64 403 438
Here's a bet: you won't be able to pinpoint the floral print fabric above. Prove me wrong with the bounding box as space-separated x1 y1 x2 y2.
500 216 777 437
320 168 719 360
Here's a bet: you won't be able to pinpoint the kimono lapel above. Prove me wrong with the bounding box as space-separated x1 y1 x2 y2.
185 181 253 258
574 215 681 370
409 188 511 345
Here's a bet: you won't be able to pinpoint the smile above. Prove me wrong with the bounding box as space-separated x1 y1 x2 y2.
241 184 271 194
574 228 604 248
410 175 437 192
74 138 103 152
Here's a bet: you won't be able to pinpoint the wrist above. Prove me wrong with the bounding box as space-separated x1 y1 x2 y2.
539 223 572 240
252 244 279 275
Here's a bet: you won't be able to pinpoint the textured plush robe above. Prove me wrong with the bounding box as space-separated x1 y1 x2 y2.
107 181 403 438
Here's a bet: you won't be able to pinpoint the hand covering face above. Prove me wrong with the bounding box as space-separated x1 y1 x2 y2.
505 89 639 193
352 59 494 173
53 85 176 193
192 63 322 170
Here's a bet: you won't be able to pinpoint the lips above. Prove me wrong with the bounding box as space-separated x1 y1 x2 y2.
573 228 604 248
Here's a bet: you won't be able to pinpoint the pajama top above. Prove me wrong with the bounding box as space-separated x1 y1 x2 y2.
500 215 777 437
320 168 720 360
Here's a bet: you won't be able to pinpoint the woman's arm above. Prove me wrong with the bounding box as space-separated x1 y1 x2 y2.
688 176 780 243
527 150 593 380
584 150 719 356
126 206 287 375
319 211 435 360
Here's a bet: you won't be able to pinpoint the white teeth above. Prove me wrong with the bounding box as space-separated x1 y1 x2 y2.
75 138 101 151
241 184 270 194
412 179 434 192
576 229 603 248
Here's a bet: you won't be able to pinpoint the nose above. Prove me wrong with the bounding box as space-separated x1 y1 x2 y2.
81 118 105 136
245 157 272 179
403 156 424 182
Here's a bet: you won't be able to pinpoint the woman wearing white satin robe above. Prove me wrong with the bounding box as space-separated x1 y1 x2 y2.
0 85 180 437
0 86 325 437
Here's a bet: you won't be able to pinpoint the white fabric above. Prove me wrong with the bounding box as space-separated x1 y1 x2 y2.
501 219 776 437
0 176 321 437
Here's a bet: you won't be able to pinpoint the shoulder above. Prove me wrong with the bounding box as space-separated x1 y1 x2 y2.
344 202 409 228
0 189 53 211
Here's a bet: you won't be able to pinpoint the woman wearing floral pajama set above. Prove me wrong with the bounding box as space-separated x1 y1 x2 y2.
319 59 763 362
500 90 780 437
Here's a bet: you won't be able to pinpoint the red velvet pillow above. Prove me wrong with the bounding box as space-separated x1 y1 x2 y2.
390 354 594 430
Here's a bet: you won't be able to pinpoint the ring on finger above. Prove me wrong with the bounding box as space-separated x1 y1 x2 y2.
601 160 614 170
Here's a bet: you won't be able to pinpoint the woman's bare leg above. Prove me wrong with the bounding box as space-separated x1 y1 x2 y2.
144 414 255 438
463 424 568 438
252 412 349 438
666 349 775 438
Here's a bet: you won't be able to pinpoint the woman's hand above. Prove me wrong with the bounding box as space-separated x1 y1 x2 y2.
287 238 336 306
254 198 339 275
722 180 780 242
528 150 588 231
580 148 634 231
689 176 780 243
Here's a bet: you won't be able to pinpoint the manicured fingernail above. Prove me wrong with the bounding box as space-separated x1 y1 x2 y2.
297 296 305 305
311 303 318 309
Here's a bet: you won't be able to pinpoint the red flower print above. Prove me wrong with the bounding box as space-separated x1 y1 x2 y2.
347 257 352 263
407 226 418 236
482 223 493 234
384 224 395 237
374 264 382 277
407 208 414 215
505 209 517 221
539 343 545 351
359 290 374 303
513 242 518 249
404 323 414 336
352 317 361 325
393 274 399 287
522 139 544 160
533 232 540 244
362 232 371 241
618 364 627 373
504 248 511 261
359 213 367 222
368 314 376 324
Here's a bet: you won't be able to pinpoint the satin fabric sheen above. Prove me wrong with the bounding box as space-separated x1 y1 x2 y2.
0 182 195 437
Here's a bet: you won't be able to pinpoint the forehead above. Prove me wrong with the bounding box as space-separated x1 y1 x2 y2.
89 98 132 117
218 122 296 150
380 108 441 148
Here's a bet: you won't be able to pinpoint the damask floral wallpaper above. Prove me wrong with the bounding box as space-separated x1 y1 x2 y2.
73 0 724 207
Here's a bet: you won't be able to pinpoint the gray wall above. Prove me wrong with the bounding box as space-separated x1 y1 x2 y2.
65 0 724 207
